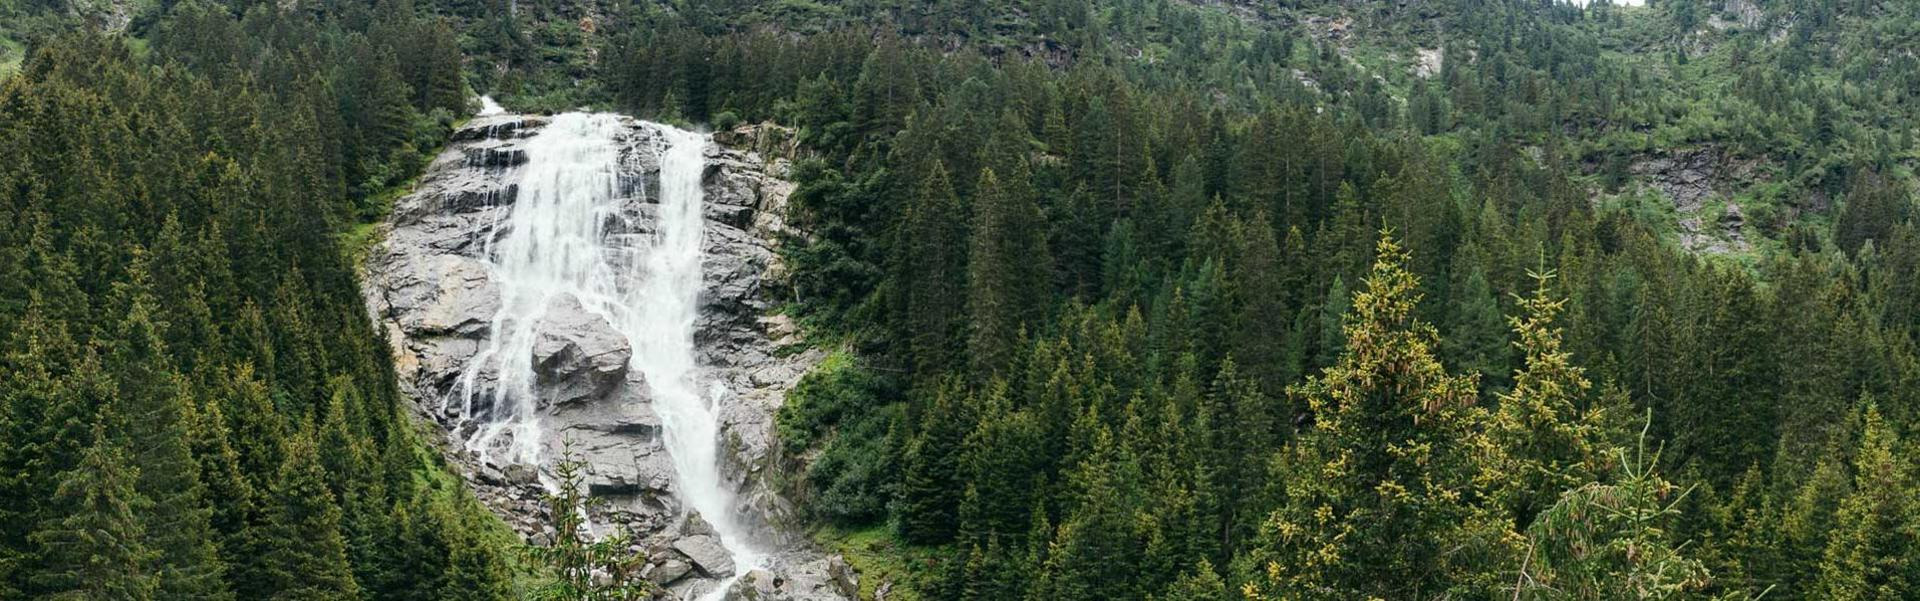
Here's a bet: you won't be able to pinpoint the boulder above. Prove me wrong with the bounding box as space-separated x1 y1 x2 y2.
722 556 860 601
531 294 631 406
646 558 693 586
673 535 735 578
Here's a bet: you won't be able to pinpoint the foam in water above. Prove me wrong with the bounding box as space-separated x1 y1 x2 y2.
452 111 763 597
476 95 506 116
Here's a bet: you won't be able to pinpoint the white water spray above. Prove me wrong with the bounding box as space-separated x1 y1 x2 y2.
453 111 764 596
456 112 625 466
476 95 506 116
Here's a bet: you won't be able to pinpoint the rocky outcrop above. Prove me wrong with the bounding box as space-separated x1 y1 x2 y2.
532 293 632 407
1624 147 1766 255
362 113 843 599
725 556 861 601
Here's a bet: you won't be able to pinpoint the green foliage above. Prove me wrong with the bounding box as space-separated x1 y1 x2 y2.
525 444 653 601
29 427 158 601
1518 421 1716 600
16 0 1920 598
775 351 901 525
0 5 516 599
1248 233 1509 599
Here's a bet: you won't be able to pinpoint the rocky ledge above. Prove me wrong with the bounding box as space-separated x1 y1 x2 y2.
361 113 849 600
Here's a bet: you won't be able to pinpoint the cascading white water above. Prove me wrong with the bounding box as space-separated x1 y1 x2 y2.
644 125 766 600
453 111 763 596
457 112 626 466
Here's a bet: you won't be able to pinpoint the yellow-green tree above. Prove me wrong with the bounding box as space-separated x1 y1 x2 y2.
1480 269 1615 529
1247 231 1509 599
1810 405 1915 600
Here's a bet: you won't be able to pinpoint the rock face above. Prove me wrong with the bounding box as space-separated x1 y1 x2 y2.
362 113 842 600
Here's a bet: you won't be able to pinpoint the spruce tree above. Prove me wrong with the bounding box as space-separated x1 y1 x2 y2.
1810 405 1916 599
104 256 232 600
1482 270 1609 529
1159 559 1227 601
1442 250 1510 395
897 380 975 545
256 435 359 601
893 160 969 377
1518 424 1714 599
1249 231 1507 599
966 167 1051 379
28 426 157 601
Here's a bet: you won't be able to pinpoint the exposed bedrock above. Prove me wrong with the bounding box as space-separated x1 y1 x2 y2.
362 113 843 599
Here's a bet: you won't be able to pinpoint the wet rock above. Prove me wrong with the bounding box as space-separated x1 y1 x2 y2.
674 535 735 578
532 294 631 407
464 139 530 169
375 254 499 338
452 115 549 142
723 556 860 601
647 558 694 585
503 463 540 486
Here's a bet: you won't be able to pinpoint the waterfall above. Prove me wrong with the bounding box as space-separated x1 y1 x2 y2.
457 112 626 466
452 111 763 596
645 125 766 600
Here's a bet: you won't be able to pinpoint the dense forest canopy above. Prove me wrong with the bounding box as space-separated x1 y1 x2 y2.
6 0 1920 599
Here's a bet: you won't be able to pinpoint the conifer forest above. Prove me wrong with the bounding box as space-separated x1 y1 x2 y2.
5 0 1920 599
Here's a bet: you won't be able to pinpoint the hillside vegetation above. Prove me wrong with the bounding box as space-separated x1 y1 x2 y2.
6 0 1920 600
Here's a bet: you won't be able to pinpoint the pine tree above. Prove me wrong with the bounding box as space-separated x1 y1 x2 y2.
1230 213 1294 398
103 255 232 600
955 386 1042 545
442 520 515 601
898 379 975 544
1036 425 1146 601
1482 269 1609 529
1517 423 1714 600
28 426 157 601
893 160 969 377
967 167 1051 379
1442 249 1510 395
1159 559 1227 601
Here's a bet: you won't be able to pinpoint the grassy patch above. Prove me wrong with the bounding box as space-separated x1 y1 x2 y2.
338 170 424 267
812 525 945 601
1 36 24 78
338 219 388 270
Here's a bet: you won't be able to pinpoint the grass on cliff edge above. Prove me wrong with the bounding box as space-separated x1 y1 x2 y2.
813 525 945 601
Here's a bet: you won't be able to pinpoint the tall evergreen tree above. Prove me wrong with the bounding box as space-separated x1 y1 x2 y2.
1482 270 1611 528
28 426 157 601
966 167 1051 378
256 435 359 601
103 255 232 601
1810 405 1916 599
1249 232 1508 599
893 160 969 377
